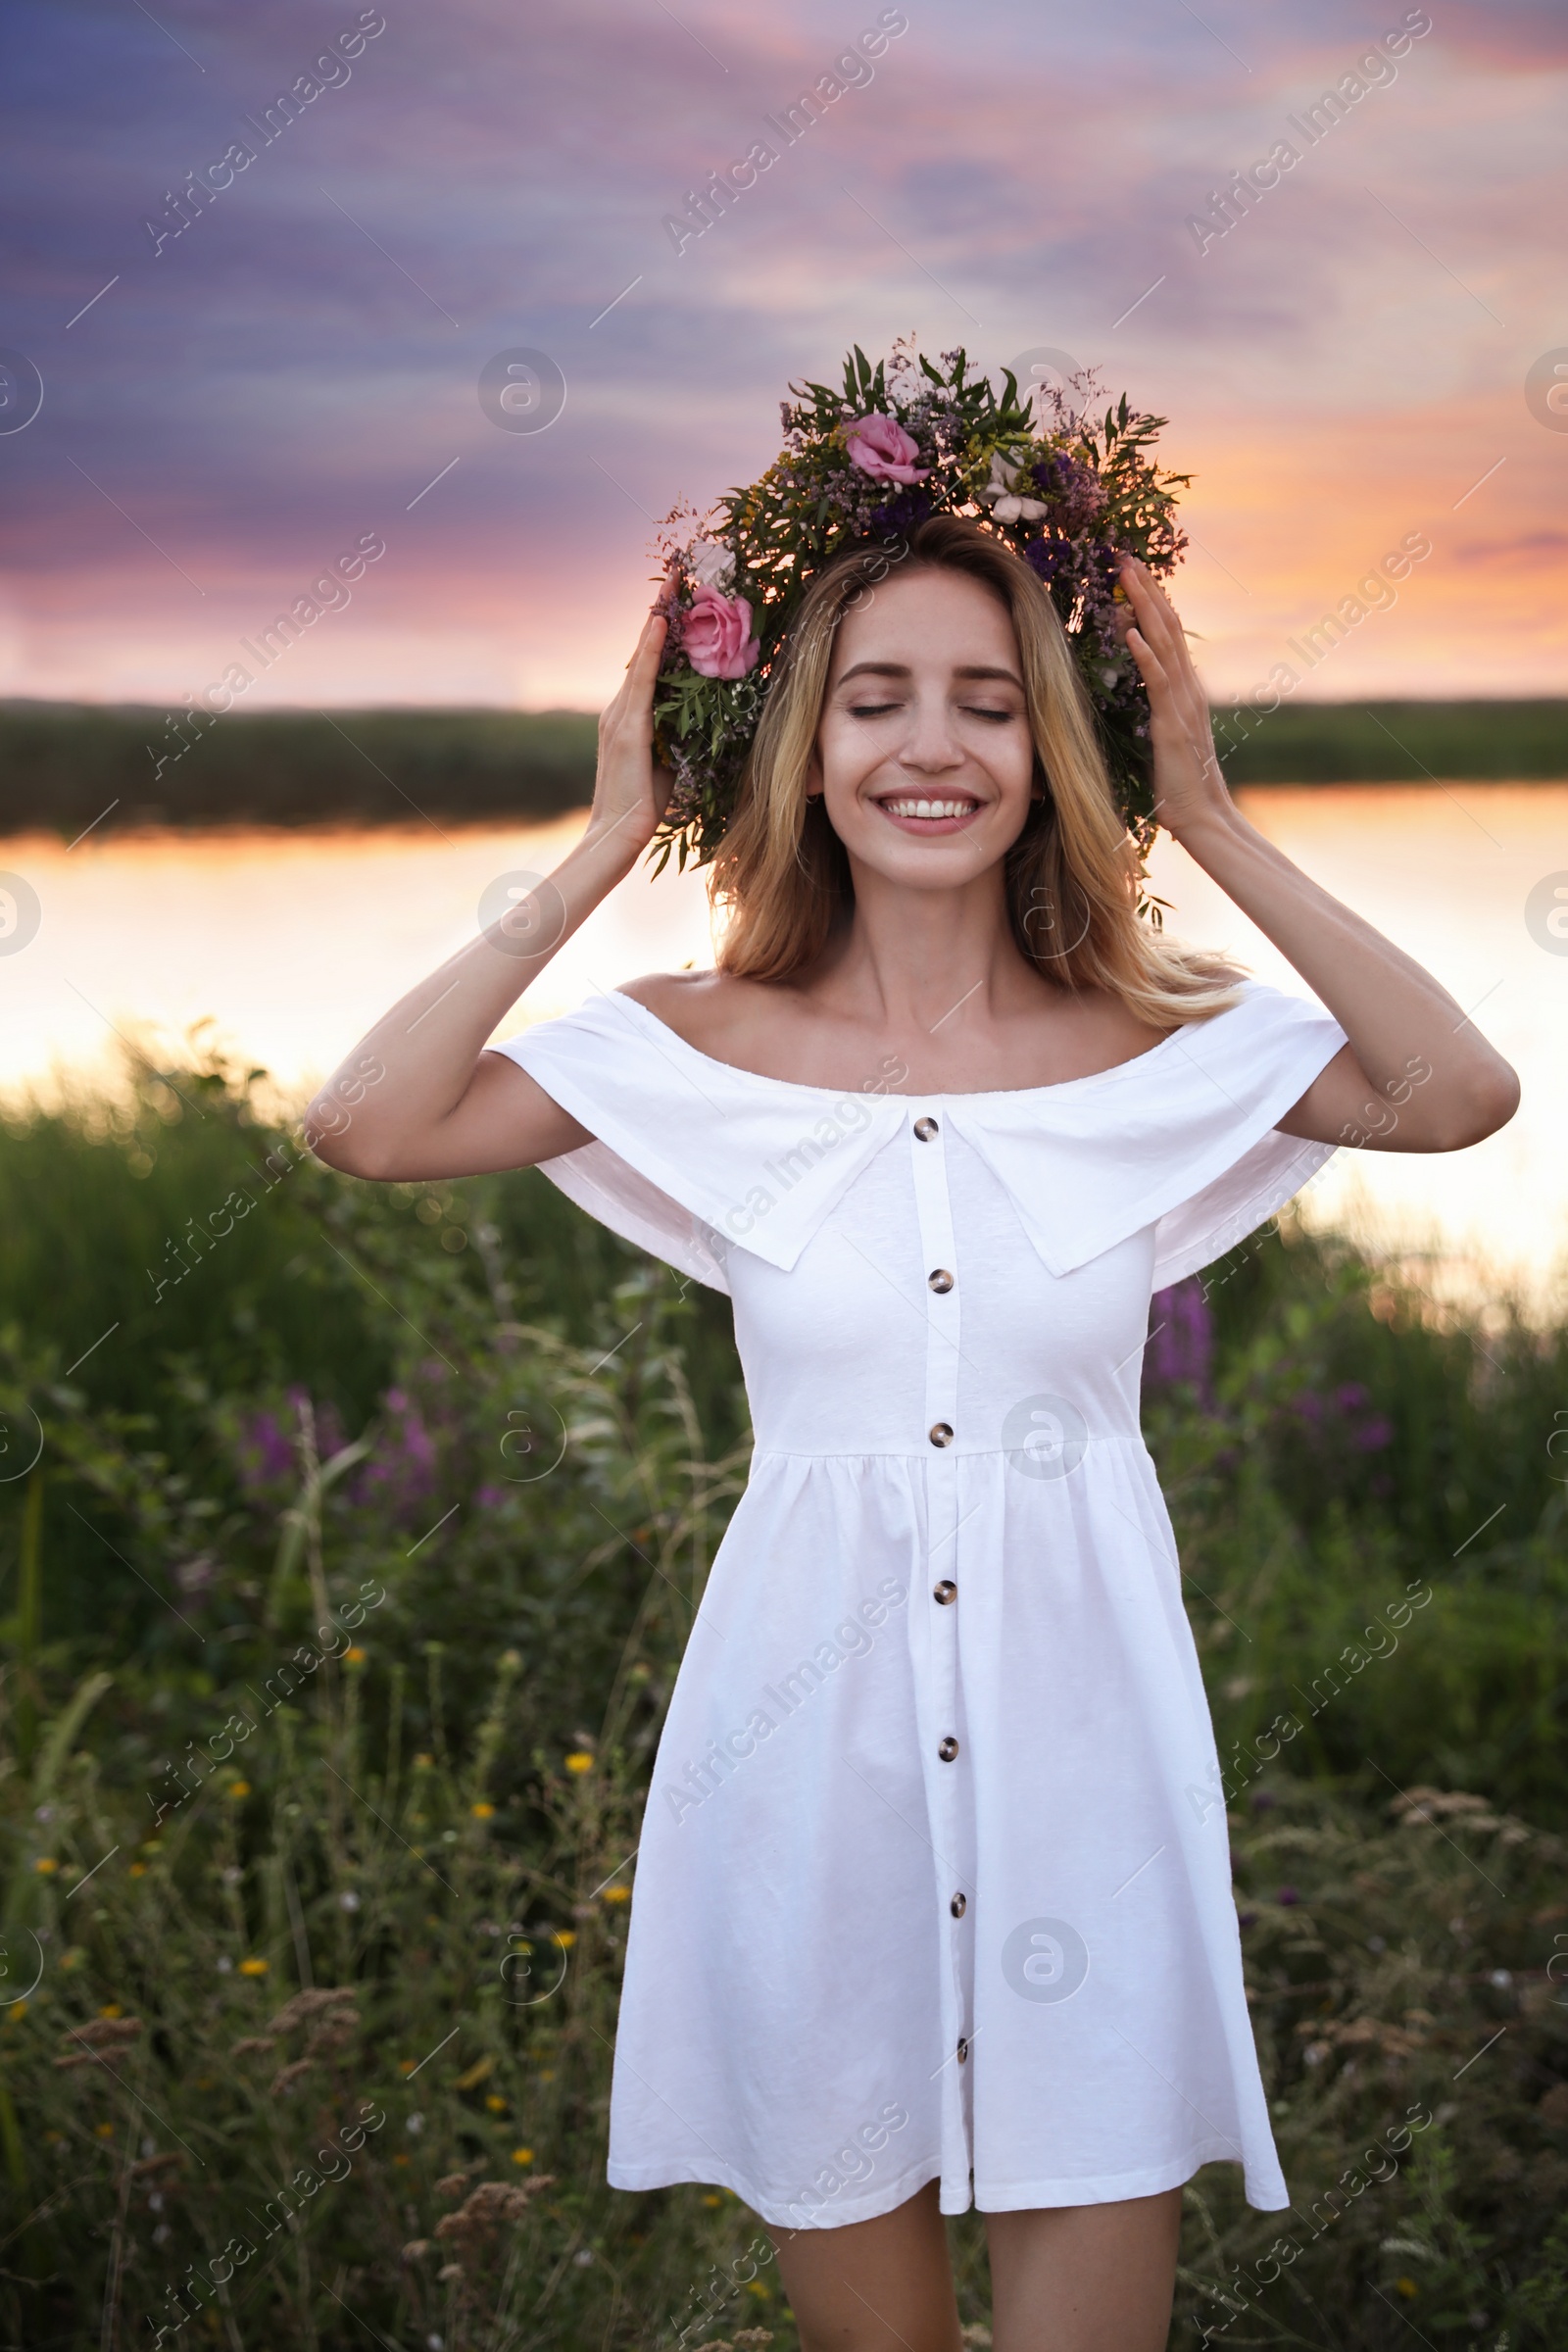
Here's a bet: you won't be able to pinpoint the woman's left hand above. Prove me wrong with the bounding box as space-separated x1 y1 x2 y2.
1115 557 1230 845
1110 559 1520 1154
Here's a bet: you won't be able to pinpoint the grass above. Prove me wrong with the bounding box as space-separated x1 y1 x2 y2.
2 697 1564 840
0 1042 1566 2348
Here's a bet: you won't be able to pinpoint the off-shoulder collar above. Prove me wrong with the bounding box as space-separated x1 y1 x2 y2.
493 982 1347 1295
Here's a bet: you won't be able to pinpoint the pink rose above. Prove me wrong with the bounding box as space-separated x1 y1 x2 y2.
844 413 929 485
682 586 760 680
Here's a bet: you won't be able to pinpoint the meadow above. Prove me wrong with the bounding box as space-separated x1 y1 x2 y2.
1 1036 1566 2350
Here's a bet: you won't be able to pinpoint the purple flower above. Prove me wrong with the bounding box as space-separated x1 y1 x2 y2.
1144 1278 1213 1405
1277 1886 1299 1907
1251 1789 1277 1812
1355 1415 1395 1452
1334 1383 1370 1412
353 1388 439 1514
1023 535 1074 587
868 486 934 537
235 1410 292 1493
1238 1910 1258 1929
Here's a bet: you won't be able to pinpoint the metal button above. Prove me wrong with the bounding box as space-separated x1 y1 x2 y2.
928 1268 955 1294
913 1115 939 1141
956 2037 969 2064
938 1736 959 1762
928 1422 954 1448
950 1892 967 1919
933 1580 956 1605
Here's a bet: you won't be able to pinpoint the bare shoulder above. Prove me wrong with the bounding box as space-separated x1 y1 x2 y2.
1039 983 1177 1073
615 969 786 1055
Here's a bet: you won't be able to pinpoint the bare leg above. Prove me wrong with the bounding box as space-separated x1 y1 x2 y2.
765 2178 965 2352
984 2188 1183 2352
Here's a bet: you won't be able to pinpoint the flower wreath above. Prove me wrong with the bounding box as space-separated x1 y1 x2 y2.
648 339 1191 873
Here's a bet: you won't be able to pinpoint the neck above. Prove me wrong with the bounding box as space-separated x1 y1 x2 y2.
814 852 1050 1032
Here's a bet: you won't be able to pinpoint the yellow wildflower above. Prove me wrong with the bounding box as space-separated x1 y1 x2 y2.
601 1886 630 1904
238 1957 269 1978
227 1782 251 1799
485 2093 508 2114
471 1801 495 1819
512 2147 534 2166
344 1645 367 1663
98 2004 123 2020
1395 2278 1418 2299
8 2001 26 2023
564 1752 593 1774
34 1858 58 1876
127 1863 147 1879
554 1932 576 1949
95 2121 115 2138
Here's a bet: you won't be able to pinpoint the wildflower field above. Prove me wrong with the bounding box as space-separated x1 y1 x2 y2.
1 1041 1566 2351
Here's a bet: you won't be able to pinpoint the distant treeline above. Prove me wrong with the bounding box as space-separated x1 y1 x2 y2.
1213 697 1568 784
0 702 600 836
1 696 1564 837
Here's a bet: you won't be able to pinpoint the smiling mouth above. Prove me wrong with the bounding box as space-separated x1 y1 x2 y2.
875 794 981 823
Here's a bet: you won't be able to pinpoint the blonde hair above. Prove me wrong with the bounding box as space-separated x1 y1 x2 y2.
710 515 1244 1029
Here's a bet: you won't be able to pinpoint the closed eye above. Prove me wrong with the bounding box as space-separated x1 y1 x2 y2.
848 700 903 718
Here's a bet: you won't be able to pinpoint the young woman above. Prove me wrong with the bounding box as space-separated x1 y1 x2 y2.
309 519 1517 2352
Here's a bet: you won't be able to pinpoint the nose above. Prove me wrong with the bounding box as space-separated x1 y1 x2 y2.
896 688 965 776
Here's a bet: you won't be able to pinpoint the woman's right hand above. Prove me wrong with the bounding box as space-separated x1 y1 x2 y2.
305 606 677 1185
584 608 673 863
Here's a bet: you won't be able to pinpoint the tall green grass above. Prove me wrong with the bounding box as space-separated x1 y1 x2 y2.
1 1049 1566 2347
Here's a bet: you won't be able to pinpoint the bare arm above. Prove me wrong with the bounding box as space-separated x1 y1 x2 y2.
304 610 670 1180
1119 559 1519 1152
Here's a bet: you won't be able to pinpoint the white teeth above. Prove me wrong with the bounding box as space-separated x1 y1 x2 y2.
880 798 977 820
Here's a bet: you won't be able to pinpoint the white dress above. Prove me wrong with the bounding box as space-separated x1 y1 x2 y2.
493 978 1347 2228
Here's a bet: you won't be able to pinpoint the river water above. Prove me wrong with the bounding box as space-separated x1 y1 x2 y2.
5 786 1564 1313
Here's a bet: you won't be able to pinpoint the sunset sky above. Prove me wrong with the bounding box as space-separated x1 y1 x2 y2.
5 0 1565 715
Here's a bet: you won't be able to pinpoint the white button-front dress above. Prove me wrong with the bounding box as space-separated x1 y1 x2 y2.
493 977 1347 2228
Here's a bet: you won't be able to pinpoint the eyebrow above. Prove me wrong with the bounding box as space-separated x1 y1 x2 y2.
836 661 1024 687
